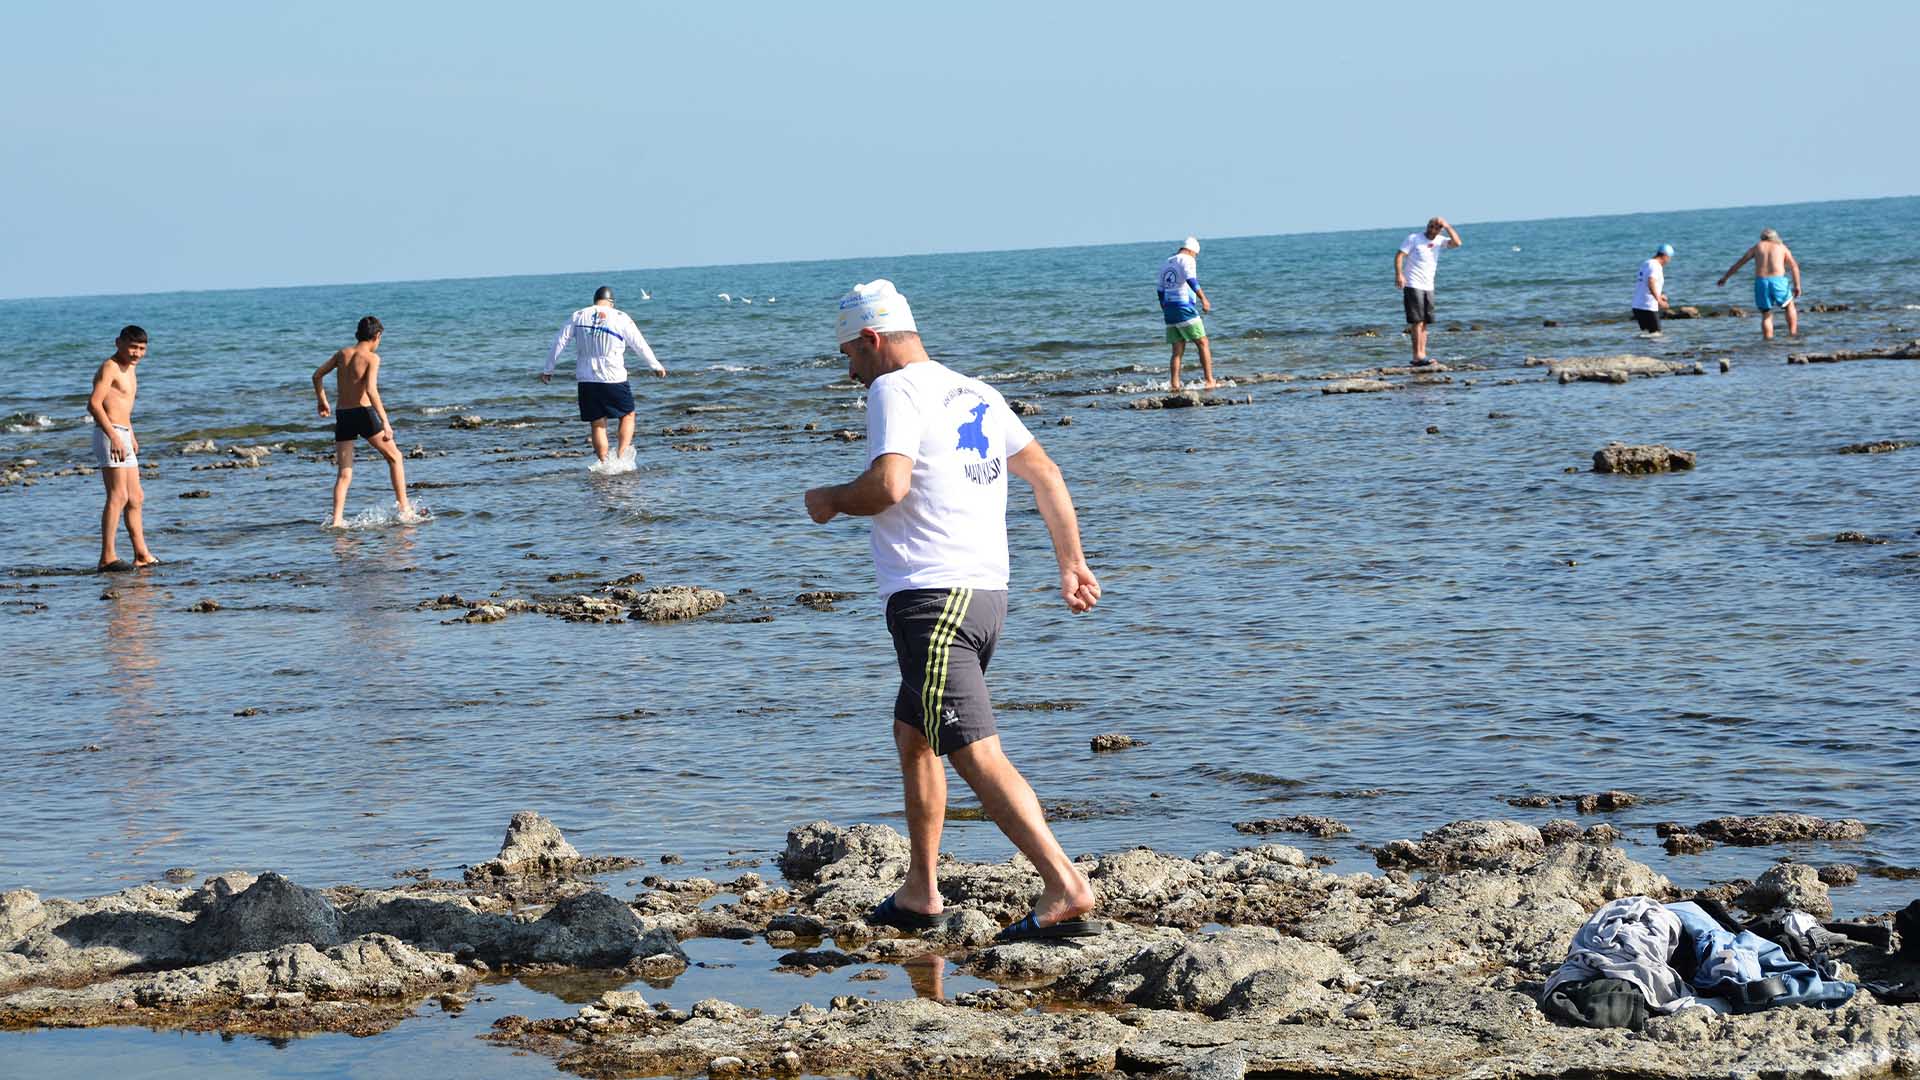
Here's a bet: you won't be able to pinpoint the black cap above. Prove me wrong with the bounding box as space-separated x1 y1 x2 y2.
593 286 614 303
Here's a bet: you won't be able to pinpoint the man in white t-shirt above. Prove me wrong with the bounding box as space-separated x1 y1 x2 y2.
1632 245 1675 333
540 286 668 471
1394 217 1463 366
804 279 1105 945
1156 236 1215 390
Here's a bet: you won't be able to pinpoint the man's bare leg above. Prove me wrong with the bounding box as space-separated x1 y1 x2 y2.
98 470 125 568
949 735 1094 927
1785 300 1799 336
589 419 610 463
369 431 412 517
1169 339 1186 391
615 412 635 461
1197 337 1217 388
891 722 949 915
1412 322 1429 361
1761 311 1775 340
124 471 155 565
329 441 354 528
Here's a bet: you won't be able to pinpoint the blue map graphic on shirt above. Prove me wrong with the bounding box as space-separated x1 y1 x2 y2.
955 402 991 459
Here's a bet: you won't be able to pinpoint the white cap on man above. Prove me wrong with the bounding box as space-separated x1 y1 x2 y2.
1182 236 1201 254
835 279 918 344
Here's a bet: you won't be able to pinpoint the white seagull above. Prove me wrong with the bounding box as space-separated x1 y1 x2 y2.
741 297 752 305
766 297 777 304
639 289 651 300
717 293 732 302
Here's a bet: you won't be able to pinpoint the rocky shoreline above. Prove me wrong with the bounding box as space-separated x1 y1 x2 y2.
5 812 1916 1078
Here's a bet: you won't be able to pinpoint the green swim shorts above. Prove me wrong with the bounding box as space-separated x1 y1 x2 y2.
1165 319 1207 344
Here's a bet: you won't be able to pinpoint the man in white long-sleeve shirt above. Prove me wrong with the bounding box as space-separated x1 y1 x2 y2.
541 285 667 469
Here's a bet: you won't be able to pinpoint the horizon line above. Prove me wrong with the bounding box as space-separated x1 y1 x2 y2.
3 192 1910 306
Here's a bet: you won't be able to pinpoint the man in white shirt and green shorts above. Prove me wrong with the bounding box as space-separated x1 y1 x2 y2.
1157 237 1215 390
804 279 1105 944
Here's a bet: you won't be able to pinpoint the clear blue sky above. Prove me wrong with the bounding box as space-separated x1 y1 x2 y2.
2 1 1912 300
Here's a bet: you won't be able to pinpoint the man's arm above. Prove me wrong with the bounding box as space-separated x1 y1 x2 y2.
365 356 390 429
542 321 573 383
1394 250 1407 288
1439 218 1462 247
1717 247 1755 286
804 453 912 523
1192 281 1211 314
87 363 130 459
1786 248 1802 296
1007 441 1100 613
312 352 339 416
626 316 667 376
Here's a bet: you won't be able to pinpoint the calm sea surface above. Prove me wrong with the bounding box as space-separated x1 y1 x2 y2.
3 196 1918 1076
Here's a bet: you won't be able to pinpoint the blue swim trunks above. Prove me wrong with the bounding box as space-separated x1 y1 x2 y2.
1754 275 1793 313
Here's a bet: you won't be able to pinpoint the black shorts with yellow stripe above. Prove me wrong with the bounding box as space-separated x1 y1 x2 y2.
885 587 1007 756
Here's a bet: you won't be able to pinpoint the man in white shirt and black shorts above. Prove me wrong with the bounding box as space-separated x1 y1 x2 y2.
804 279 1105 945
1633 245 1674 333
541 286 667 471
1394 217 1463 367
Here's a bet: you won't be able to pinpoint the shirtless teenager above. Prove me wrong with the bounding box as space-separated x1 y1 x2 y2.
312 316 413 528
88 325 158 569
1716 228 1802 339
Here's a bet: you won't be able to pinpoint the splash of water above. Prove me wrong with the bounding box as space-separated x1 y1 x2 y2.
2 412 55 433
327 501 433 530
588 449 638 476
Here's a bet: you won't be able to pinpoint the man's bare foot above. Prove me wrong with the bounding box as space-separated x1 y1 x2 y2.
1032 869 1096 928
132 553 160 567
1170 382 1183 392
326 518 347 530
97 558 129 572
1203 378 1220 389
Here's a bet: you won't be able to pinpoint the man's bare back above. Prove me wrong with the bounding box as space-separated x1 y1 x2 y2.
1751 239 1791 277
326 342 379 408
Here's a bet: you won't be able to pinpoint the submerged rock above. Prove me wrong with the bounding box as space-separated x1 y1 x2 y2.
1838 440 1913 455
627 586 725 622
1788 339 1920 364
1689 813 1868 845
1319 379 1393 395
1089 733 1144 752
1232 816 1350 838
1127 391 1253 409
1542 354 1698 383
1593 442 1696 474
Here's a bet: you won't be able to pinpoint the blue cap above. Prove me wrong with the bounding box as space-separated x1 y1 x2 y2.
1657 244 1675 257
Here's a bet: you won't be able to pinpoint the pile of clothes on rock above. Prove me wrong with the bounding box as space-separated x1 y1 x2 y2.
1541 895 1920 1030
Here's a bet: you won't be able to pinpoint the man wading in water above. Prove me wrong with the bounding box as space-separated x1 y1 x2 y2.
1716 228 1803 339
804 279 1104 943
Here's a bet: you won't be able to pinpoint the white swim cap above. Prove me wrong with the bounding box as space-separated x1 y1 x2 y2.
1183 236 1201 253
835 279 918 344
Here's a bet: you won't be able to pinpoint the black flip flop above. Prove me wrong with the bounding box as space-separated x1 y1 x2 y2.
994 911 1104 944
866 895 950 933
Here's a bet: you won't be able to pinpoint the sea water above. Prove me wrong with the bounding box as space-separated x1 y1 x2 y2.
2 195 1917 1076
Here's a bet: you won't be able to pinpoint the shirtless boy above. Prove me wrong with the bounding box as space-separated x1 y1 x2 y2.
1716 228 1803 339
312 316 413 528
88 325 158 569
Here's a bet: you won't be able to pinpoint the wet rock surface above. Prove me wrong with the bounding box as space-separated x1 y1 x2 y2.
1543 354 1701 383
1789 339 1920 364
1089 732 1144 752
1690 813 1870 845
1593 442 1697 474
9 815 1918 1078
1231 815 1350 838
1127 391 1253 409
1838 440 1914 455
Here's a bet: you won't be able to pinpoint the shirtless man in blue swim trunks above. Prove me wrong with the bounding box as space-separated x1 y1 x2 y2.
1716 228 1802 339
313 316 414 528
